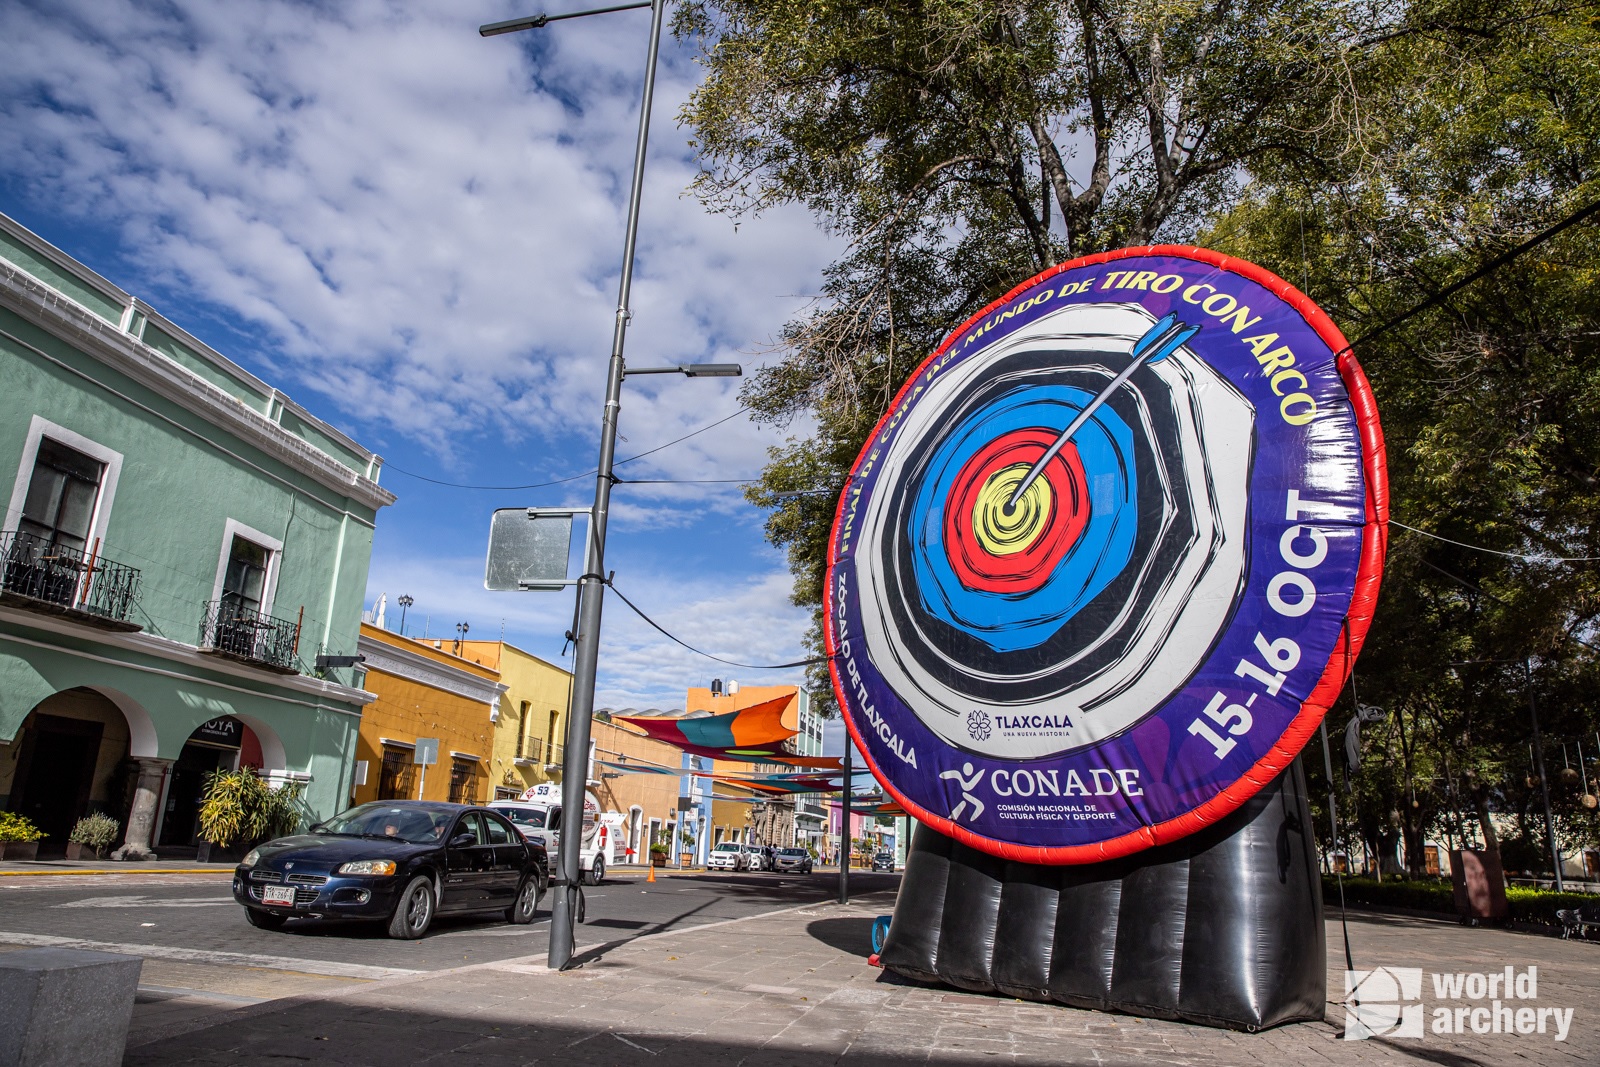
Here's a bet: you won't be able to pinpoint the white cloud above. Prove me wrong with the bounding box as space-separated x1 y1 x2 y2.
0 0 835 455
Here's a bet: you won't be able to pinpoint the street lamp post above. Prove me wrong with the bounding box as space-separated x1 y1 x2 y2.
481 0 739 971
397 594 413 636
1526 658 1565 891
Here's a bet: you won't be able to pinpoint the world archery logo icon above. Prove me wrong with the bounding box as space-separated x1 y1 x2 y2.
827 248 1387 864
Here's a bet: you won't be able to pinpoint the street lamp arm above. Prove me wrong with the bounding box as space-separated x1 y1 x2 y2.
624 363 743 378
479 1 650 36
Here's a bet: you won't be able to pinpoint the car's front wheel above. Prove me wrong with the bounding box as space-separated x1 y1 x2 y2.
387 875 435 939
244 907 286 931
507 874 544 924
584 856 605 886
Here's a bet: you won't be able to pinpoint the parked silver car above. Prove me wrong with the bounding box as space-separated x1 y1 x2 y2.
773 847 814 874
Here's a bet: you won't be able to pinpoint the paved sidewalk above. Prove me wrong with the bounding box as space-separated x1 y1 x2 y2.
117 891 1600 1067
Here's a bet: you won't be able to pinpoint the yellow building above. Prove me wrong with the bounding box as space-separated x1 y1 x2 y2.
459 640 572 801
457 640 691 863
352 624 507 807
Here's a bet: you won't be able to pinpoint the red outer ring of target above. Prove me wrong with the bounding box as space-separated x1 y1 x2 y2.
824 244 1389 866
943 430 1087 593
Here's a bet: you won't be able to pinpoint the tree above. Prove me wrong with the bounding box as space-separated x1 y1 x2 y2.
1209 0 1600 877
676 0 1419 704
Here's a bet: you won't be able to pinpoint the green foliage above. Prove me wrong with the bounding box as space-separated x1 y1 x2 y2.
0 811 46 843
197 770 304 849
1328 876 1454 914
68 812 120 854
1327 876 1600 927
1218 0 1600 877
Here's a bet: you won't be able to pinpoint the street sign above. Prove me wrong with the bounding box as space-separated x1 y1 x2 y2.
414 738 439 766
676 796 695 811
484 508 589 590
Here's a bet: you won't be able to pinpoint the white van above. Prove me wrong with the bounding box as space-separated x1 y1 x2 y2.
489 783 609 885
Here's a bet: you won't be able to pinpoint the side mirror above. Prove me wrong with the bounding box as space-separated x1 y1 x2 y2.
449 833 477 849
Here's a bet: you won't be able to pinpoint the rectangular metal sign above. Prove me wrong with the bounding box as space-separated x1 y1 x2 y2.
414 738 439 766
484 508 587 591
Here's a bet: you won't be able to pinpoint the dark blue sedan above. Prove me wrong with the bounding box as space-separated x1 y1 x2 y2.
233 801 549 939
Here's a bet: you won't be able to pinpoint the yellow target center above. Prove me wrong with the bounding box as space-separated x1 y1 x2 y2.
970 464 1052 556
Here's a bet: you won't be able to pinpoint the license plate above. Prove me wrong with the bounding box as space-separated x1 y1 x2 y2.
261 885 296 907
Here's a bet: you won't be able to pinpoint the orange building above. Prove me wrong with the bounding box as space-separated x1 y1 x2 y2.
683 684 803 849
351 623 507 807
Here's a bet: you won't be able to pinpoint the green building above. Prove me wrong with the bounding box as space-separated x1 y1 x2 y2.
0 212 394 859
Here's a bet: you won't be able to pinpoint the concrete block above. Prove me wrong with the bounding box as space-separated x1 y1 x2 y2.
0 947 143 1067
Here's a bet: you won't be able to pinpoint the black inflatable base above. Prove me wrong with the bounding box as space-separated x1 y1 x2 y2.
879 760 1325 1031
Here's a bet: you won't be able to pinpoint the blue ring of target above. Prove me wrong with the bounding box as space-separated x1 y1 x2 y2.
909 385 1139 654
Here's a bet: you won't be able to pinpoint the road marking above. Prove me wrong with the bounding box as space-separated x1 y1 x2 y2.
427 921 548 939
56 895 234 908
139 985 268 1005
614 1034 657 1055
0 932 420 980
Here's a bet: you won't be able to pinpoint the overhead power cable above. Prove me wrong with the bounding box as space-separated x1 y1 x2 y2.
384 408 748 490
1389 520 1600 563
1346 197 1600 351
604 578 828 670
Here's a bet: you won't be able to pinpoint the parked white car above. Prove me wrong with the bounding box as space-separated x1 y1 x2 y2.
707 842 747 871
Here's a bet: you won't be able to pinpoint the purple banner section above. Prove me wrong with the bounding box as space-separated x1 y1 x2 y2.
828 252 1374 860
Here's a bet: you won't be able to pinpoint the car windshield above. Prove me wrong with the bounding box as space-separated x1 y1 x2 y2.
714 843 740 853
492 807 546 830
315 804 452 844
780 849 806 856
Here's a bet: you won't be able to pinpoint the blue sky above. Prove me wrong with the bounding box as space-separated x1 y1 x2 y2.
0 0 847 719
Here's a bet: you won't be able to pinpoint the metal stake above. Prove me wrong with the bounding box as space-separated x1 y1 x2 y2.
839 741 851 904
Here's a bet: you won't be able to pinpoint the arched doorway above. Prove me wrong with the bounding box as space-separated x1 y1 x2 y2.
155 716 264 851
4 688 139 857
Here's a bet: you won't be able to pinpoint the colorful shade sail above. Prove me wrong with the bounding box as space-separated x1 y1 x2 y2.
615 697 843 769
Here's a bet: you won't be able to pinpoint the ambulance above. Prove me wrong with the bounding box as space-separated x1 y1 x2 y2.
487 782 622 885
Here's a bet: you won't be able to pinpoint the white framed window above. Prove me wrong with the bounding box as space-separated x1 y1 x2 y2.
210 518 283 618
5 415 123 553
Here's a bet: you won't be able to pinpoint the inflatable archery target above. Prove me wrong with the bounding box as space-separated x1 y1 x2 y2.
826 247 1387 864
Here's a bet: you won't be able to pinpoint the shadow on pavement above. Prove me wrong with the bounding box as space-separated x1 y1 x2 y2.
806 916 874 957
123 1002 1010 1067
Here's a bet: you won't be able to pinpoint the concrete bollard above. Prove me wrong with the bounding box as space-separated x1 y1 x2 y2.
0 948 142 1067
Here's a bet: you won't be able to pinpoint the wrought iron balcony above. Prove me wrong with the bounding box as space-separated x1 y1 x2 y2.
0 529 142 630
199 600 300 673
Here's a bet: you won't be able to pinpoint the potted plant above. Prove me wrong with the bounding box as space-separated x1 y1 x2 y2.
0 812 46 861
649 842 669 867
65 812 120 860
197 768 305 859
